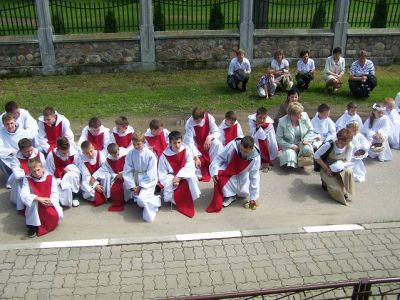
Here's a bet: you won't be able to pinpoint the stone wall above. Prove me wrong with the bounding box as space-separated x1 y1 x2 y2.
0 40 41 74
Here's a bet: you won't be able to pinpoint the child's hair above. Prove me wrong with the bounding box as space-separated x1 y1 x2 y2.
57 137 70 150
88 117 101 129
115 116 129 126
224 111 237 122
337 128 353 143
18 138 33 150
346 121 360 131
299 50 310 58
241 136 255 149
168 130 183 142
2 112 14 124
192 107 205 120
27 157 42 171
384 97 395 105
149 119 163 130
317 103 330 113
43 106 56 117
287 87 300 100
236 48 245 56
4 101 19 113
369 103 384 129
107 143 119 155
81 141 92 152
274 49 284 58
132 131 145 143
256 107 268 116
332 47 342 55
347 101 357 110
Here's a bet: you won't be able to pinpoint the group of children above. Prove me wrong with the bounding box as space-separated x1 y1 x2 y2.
1 90 399 237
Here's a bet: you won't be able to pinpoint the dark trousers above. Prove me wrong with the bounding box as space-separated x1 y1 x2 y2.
349 75 377 97
227 74 249 91
296 73 314 90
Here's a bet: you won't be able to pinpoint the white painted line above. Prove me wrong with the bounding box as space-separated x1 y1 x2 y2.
176 231 242 241
303 224 364 233
39 239 109 249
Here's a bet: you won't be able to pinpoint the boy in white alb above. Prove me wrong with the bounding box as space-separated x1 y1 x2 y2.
248 107 278 169
335 102 363 132
93 143 130 212
20 158 63 238
158 131 200 218
0 101 38 137
109 116 135 152
144 119 170 160
9 138 46 213
78 117 110 155
219 111 244 147
384 97 400 149
123 132 161 222
208 136 261 212
46 137 81 207
311 103 336 149
184 107 223 182
346 122 370 183
37 107 75 154
77 141 107 206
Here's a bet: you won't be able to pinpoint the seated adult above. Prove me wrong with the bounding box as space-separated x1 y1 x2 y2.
227 49 251 92
271 50 293 92
276 102 314 168
348 50 377 97
295 50 315 90
323 47 345 93
314 128 354 206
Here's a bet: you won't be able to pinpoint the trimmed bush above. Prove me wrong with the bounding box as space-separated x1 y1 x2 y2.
104 10 118 33
52 13 66 35
311 2 326 29
371 0 388 28
209 3 225 30
153 2 165 31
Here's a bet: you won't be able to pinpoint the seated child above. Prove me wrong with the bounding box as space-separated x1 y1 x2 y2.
123 132 161 222
20 158 63 238
78 141 107 206
335 101 363 132
384 97 400 149
208 136 261 212
37 107 75 154
144 119 170 159
158 131 201 218
257 68 277 99
311 103 336 149
346 122 370 183
109 116 135 152
78 117 110 154
248 107 278 169
46 137 81 207
93 143 130 212
9 138 46 213
219 111 244 146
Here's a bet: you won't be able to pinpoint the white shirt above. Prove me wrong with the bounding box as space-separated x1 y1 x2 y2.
228 57 251 75
311 113 336 141
297 58 315 74
0 108 38 138
271 58 289 72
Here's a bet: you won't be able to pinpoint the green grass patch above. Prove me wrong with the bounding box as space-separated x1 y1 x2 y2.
0 65 399 123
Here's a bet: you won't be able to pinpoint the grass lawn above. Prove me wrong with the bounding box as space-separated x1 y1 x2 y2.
0 65 399 124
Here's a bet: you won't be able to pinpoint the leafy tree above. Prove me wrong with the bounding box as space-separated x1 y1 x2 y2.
153 1 165 31
52 13 66 35
104 10 118 33
371 0 388 28
311 2 326 29
209 3 225 30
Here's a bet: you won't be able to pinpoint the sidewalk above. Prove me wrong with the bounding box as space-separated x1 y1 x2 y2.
1 223 400 299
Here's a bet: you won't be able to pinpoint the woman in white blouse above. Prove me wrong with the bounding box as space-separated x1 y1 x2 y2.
324 47 345 93
296 50 315 90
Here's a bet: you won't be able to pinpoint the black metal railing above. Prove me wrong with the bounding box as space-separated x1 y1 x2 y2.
166 277 400 300
0 0 37 36
348 0 400 28
152 0 240 31
49 0 140 34
253 0 335 29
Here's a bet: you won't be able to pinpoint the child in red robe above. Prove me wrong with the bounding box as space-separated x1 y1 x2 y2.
78 117 110 154
219 111 244 146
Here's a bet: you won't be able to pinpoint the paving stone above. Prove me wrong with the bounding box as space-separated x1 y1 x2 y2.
44 261 57 274
191 285 214 295
198 272 212 286
10 268 33 276
87 260 100 273
166 288 190 298
281 277 304 287
215 283 239 293
52 274 65 289
73 287 97 295
48 287 74 296
97 285 120 294
186 265 208 273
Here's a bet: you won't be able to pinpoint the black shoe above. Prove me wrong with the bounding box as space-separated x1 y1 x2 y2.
27 227 37 238
321 181 327 191
154 185 162 195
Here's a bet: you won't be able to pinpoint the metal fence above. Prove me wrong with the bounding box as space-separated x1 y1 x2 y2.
348 0 400 28
152 0 241 31
168 277 400 300
49 0 140 34
0 0 37 36
253 0 335 29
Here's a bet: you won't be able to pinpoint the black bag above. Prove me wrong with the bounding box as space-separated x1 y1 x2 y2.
314 140 334 172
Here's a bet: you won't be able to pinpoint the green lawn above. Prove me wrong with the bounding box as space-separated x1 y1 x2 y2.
0 65 399 123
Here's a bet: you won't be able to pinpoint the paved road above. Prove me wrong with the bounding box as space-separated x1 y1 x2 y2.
0 224 400 299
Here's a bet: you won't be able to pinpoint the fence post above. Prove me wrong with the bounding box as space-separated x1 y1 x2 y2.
139 0 156 70
239 0 254 59
34 0 56 75
332 0 350 54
